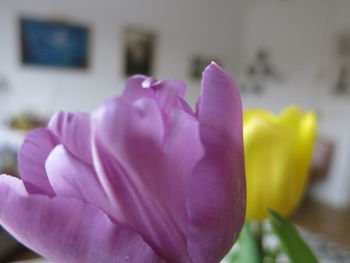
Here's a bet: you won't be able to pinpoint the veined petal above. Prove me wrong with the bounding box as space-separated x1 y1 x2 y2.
45 145 115 219
92 139 189 262
161 109 203 229
92 97 164 186
91 98 190 262
18 128 57 196
48 111 92 165
187 62 246 263
0 175 165 263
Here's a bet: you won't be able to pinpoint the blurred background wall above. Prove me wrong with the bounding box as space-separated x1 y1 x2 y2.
0 0 246 113
240 0 350 209
0 0 349 211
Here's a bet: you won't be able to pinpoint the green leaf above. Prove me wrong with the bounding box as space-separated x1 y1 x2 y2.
269 210 319 263
227 222 261 263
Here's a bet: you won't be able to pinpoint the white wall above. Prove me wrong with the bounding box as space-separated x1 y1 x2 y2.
0 0 247 116
2 0 350 209
241 0 350 209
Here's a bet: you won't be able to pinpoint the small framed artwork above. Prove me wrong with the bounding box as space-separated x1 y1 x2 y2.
333 32 350 94
190 56 221 80
20 17 90 69
124 28 156 76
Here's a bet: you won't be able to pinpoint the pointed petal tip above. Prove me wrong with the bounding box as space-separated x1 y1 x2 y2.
201 61 240 97
202 62 238 89
203 61 223 75
210 61 218 66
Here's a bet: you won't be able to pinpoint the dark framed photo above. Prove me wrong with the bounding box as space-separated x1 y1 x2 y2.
190 56 221 80
124 28 156 76
20 17 90 69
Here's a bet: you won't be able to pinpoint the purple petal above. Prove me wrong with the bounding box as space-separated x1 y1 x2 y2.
122 77 188 117
176 97 195 116
48 111 92 164
161 110 203 227
195 62 243 150
18 128 57 196
92 98 164 173
0 175 165 263
45 145 115 219
151 80 186 113
187 62 246 262
91 98 190 262
121 75 154 102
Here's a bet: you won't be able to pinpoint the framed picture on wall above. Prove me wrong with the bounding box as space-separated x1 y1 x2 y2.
124 28 156 76
20 17 90 69
190 56 222 80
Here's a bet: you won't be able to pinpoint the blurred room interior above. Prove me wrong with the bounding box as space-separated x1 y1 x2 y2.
0 0 350 262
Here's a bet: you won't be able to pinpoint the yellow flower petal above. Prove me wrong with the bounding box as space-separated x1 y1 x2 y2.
244 106 317 221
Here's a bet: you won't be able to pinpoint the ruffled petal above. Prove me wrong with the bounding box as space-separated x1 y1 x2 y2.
91 98 190 262
18 128 57 196
187 62 246 263
0 175 165 263
48 111 92 165
45 145 115 219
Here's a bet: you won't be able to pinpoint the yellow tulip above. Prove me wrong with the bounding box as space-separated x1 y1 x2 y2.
244 106 317 221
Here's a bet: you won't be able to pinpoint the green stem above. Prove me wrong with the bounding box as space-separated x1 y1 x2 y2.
251 221 264 263
257 223 264 263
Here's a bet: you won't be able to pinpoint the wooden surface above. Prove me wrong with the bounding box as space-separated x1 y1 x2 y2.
292 197 350 248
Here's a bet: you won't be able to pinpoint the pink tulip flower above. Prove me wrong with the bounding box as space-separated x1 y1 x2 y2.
0 63 245 263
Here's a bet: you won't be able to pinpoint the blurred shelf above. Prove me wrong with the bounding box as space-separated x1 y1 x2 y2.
292 197 350 248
